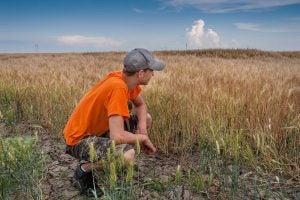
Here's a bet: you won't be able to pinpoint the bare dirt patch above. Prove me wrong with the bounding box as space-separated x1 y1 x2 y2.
37 129 203 200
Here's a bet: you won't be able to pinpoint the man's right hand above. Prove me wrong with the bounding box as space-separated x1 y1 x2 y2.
140 134 156 154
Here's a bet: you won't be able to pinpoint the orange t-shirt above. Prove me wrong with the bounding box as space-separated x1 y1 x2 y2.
64 71 142 146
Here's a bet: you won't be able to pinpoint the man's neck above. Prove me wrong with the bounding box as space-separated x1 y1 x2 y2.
122 72 138 90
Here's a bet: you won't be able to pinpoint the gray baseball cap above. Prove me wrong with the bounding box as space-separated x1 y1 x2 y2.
123 48 165 72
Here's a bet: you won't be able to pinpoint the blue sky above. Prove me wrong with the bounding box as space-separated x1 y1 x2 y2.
1 0 300 53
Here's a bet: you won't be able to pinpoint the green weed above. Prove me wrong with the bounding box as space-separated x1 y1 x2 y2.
0 134 44 199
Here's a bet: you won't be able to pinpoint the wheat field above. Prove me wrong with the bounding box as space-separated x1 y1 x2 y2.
0 49 299 198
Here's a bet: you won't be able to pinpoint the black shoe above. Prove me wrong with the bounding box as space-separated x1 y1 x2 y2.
72 164 103 197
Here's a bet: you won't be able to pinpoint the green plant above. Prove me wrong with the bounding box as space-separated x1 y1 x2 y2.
89 141 137 200
0 134 44 199
175 165 182 185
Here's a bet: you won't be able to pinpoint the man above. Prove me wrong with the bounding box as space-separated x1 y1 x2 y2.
63 48 165 195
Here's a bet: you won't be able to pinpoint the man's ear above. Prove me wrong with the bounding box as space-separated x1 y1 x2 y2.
137 70 144 78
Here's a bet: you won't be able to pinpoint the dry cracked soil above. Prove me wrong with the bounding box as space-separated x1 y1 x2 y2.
1 122 203 200
39 129 203 200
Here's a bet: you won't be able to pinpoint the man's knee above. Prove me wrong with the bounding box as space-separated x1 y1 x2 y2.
123 149 135 163
146 113 152 129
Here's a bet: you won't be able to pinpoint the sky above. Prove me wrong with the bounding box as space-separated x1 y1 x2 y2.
0 0 300 53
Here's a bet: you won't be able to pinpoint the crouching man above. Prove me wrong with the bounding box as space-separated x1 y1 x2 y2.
63 48 165 195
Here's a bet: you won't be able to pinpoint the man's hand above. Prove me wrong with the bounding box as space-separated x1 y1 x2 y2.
140 134 156 154
109 115 156 154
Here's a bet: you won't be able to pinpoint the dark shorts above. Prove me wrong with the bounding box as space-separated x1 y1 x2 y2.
65 113 138 162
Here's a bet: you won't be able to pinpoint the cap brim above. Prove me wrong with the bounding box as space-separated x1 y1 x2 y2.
149 58 165 71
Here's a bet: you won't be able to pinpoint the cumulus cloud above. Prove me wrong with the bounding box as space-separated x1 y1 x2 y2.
164 0 300 13
186 19 205 47
186 19 220 49
207 29 220 44
57 35 121 48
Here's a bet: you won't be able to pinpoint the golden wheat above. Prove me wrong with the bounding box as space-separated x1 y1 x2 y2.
0 50 299 180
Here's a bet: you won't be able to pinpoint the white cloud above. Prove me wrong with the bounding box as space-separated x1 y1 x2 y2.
133 8 144 13
57 35 121 48
235 22 300 33
186 19 220 48
235 23 261 31
164 0 300 13
186 19 205 47
206 29 220 44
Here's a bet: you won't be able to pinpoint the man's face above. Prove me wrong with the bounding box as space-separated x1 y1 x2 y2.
138 68 154 85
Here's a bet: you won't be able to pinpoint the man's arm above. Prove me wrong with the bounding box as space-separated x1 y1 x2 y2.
109 115 156 154
131 94 148 135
